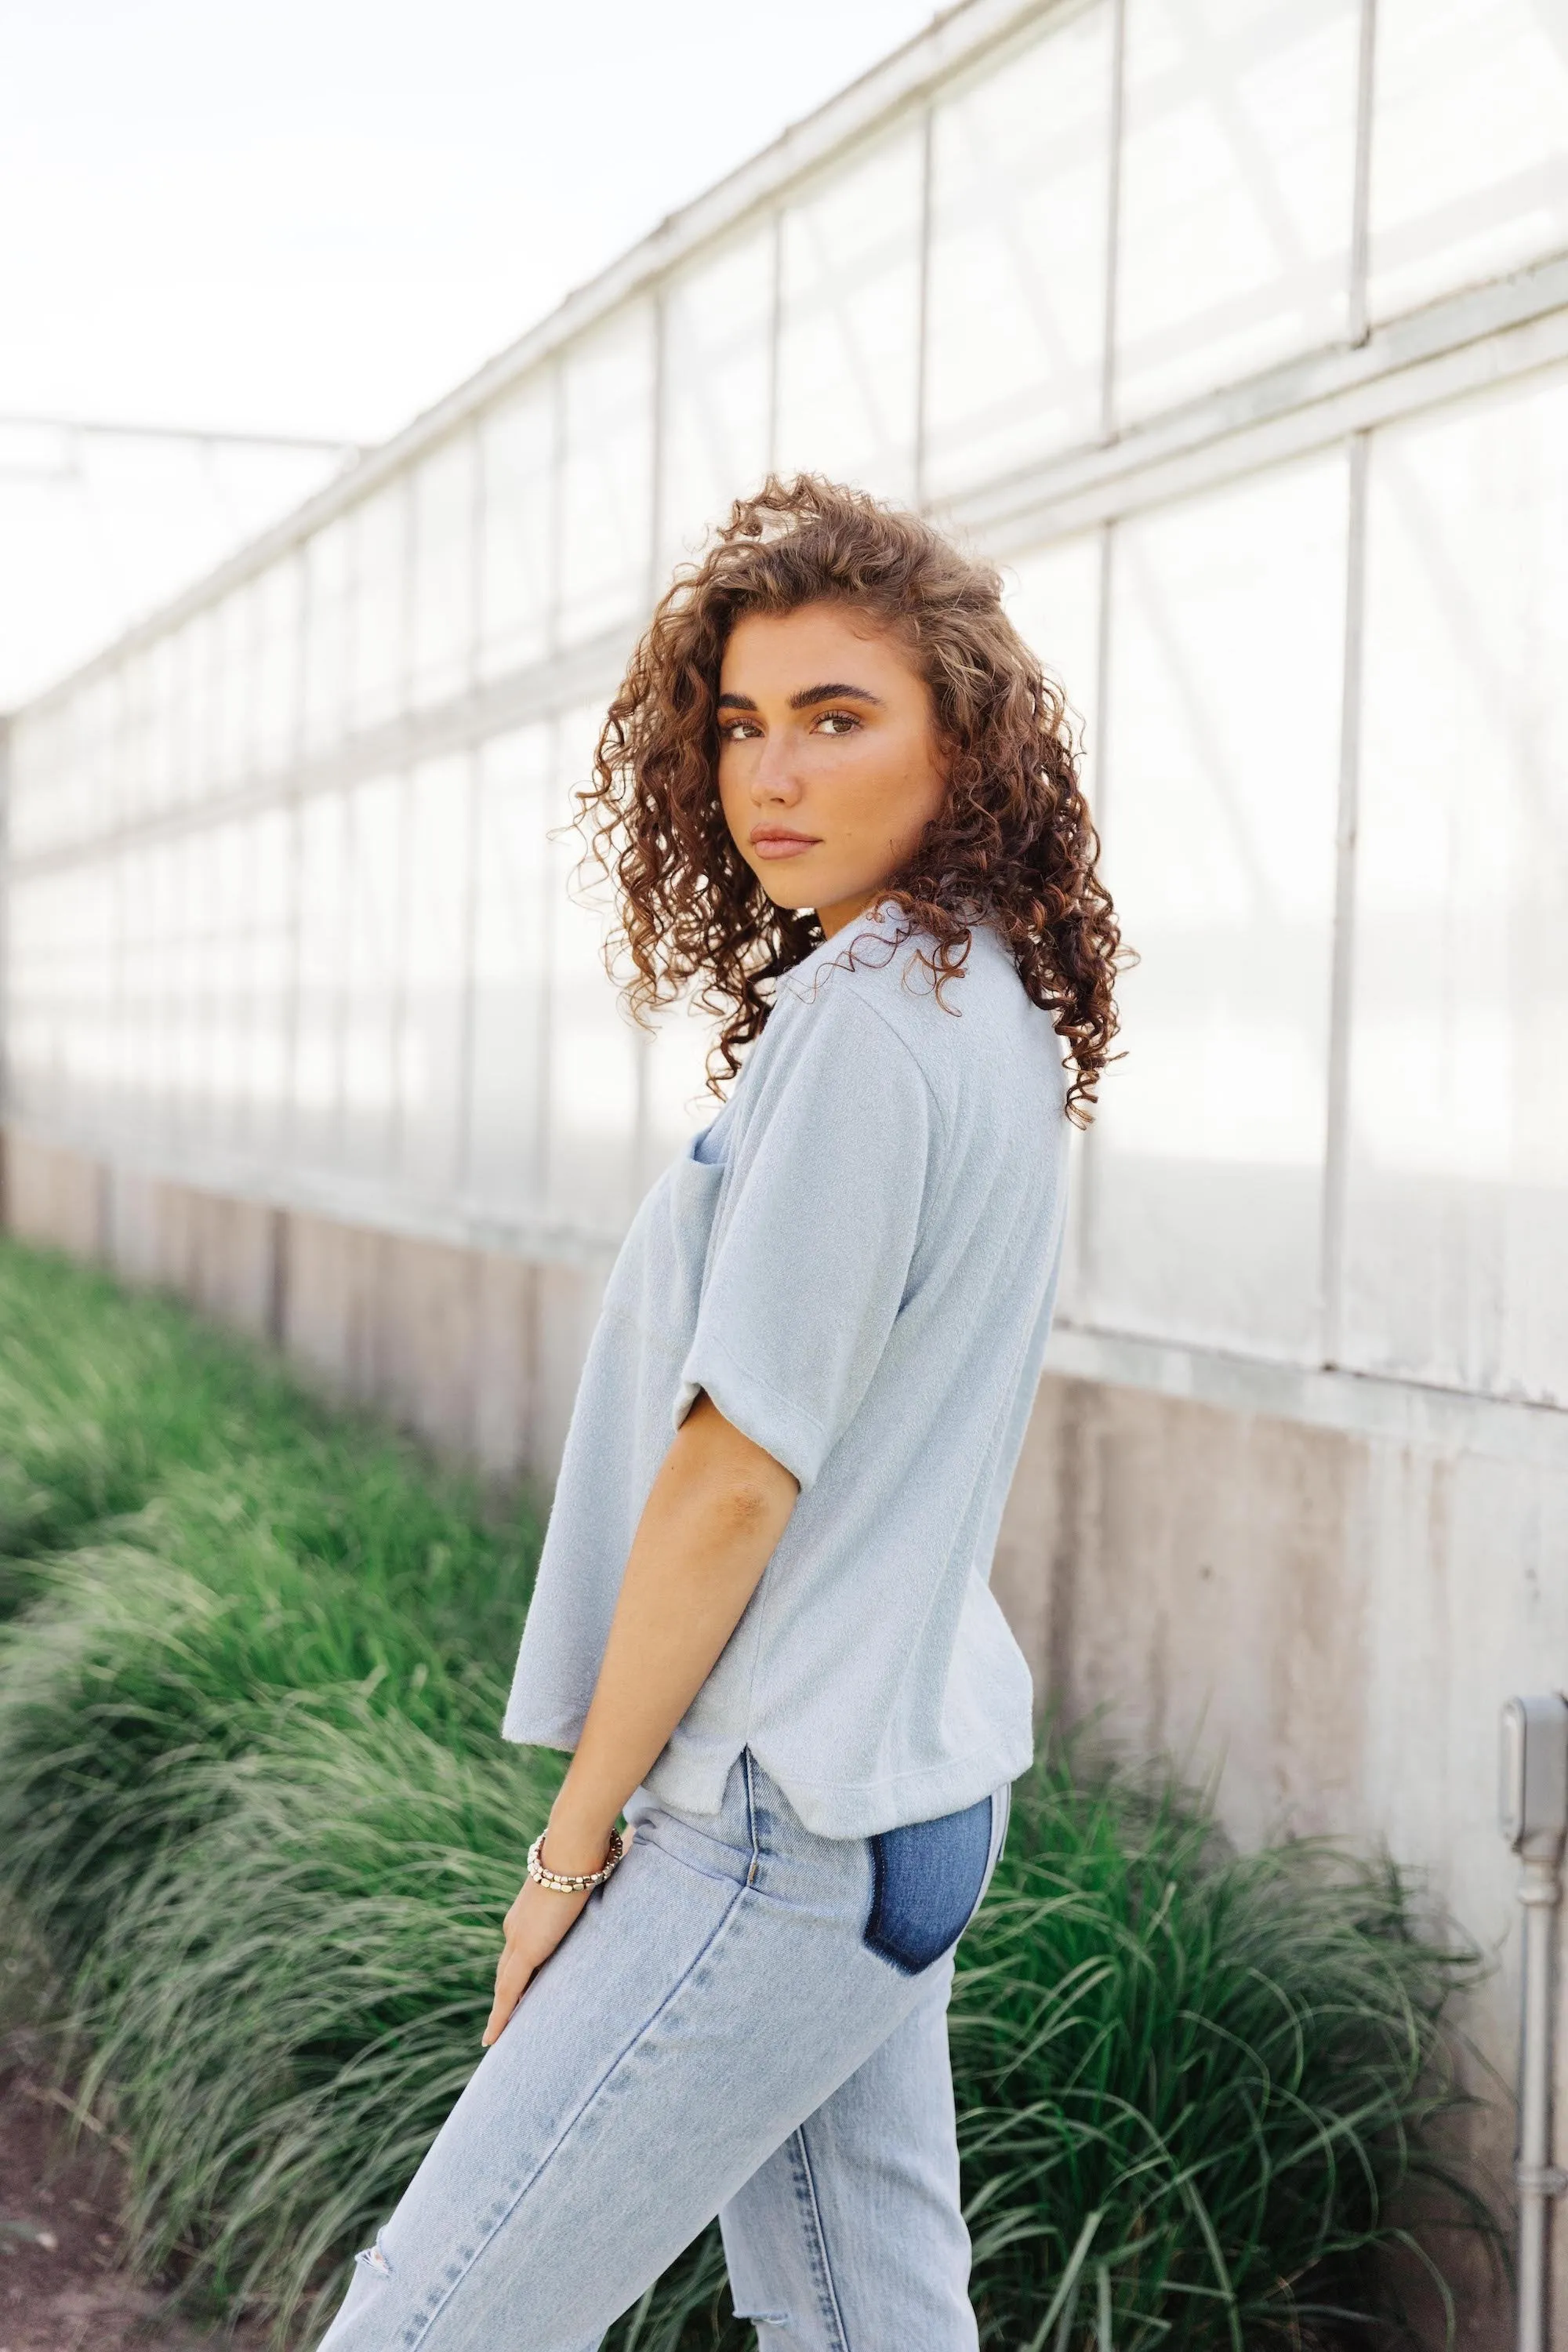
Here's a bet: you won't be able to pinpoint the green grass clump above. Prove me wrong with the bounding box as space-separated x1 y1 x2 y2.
0 1240 1490 2347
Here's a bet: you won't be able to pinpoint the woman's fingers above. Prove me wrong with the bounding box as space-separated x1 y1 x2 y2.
482 1944 533 2046
481 1875 601 2046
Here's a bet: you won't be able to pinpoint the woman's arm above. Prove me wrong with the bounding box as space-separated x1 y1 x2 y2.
483 1392 797 2044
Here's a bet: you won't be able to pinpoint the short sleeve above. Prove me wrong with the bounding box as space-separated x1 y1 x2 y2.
675 986 935 1490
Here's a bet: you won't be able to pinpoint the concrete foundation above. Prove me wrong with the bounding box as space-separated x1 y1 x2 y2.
6 1123 1563 2343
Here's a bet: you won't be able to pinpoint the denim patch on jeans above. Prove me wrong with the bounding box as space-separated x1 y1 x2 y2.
863 1794 996 1975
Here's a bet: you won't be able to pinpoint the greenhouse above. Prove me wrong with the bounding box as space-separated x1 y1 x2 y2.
5 0 1568 2329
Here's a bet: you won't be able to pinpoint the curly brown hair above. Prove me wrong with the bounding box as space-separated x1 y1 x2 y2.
580 474 1123 1124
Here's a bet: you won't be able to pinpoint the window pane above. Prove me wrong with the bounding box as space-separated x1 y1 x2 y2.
303 518 353 756
294 787 349 1167
1341 372 1568 1403
925 6 1113 499
558 308 655 648
209 586 256 793
1004 531 1107 1327
143 631 182 812
340 771 407 1174
253 557 303 775
543 708 640 1236
659 226 775 568
478 372 556 681
171 829 208 1140
776 128 923 501
644 993 718 1176
1088 453 1348 1357
8 710 57 858
202 816 252 1149
399 751 475 1199
411 433 477 709
1114 0 1361 426
1367 0 1568 323
241 804 293 1157
1005 533 1105 789
183 611 216 807
467 723 553 1218
347 486 409 735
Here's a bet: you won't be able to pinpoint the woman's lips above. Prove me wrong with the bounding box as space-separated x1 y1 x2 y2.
750 829 821 862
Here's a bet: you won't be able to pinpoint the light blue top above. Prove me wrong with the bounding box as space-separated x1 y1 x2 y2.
502 911 1070 1836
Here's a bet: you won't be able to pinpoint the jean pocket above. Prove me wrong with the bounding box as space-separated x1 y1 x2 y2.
864 1793 996 1976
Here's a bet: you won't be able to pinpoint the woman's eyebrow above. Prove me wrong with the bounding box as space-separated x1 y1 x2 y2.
789 681 884 710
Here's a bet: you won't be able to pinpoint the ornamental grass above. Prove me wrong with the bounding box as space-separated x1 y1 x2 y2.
0 1240 1491 2347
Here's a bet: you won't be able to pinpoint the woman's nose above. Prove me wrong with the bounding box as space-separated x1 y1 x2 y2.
751 734 803 803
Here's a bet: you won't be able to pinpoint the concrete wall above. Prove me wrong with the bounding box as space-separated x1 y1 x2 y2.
993 1373 1568 2329
9 1123 1563 2341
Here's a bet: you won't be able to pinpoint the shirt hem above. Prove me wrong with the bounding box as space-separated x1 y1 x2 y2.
642 1727 1036 1840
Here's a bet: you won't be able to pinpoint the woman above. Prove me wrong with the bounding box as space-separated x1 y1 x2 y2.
322 476 1120 2350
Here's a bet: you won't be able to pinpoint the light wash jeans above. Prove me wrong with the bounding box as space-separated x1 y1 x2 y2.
318 1750 1010 2352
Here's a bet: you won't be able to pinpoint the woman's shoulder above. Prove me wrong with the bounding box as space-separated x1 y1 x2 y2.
760 913 1062 1133
779 913 1036 1058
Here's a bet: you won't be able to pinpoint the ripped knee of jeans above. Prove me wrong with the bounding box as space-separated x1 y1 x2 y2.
354 2235 394 2279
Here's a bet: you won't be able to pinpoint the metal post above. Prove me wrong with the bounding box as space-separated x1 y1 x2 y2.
1501 1694 1568 2352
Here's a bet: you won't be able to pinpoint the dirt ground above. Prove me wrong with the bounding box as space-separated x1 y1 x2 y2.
0 2059 262 2352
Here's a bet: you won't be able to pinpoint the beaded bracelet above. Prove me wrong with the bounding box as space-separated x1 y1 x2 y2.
526 1826 625 1895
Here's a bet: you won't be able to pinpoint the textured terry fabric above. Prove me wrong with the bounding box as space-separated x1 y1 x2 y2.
502 912 1069 1836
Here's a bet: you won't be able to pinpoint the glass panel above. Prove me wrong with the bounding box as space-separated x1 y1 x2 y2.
143 632 181 811
183 610 216 807
201 816 252 1149
1087 452 1348 1359
1004 531 1107 1327
924 5 1114 499
1341 372 1568 1404
7 710 54 858
6 875 55 1122
644 993 719 1176
135 840 177 1146
242 804 293 1156
303 517 353 756
340 771 408 1174
1368 0 1568 323
466 723 553 1217
1114 0 1361 426
543 707 641 1236
399 751 475 1199
119 649 154 825
252 555 303 775
169 829 205 1141
775 126 924 501
346 485 409 735
209 586 256 792
118 844 154 1141
411 432 477 710
477 372 556 681
294 786 350 1167
659 225 775 569
557 307 655 648
1005 533 1106 790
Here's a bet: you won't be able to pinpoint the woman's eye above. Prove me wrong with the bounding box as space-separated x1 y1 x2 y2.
720 717 761 742
815 710 860 737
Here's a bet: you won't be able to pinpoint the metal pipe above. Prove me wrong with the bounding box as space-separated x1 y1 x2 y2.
1500 1694 1568 2352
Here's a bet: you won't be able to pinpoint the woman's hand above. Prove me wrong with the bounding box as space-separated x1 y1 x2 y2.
482 1875 592 2046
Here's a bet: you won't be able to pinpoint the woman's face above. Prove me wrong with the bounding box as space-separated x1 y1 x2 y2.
716 602 949 939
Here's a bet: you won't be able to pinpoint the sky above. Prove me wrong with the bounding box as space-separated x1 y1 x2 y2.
0 0 940 702
2 0 940 445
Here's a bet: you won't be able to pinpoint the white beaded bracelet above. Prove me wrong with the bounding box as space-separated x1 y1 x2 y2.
526 1827 625 1895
